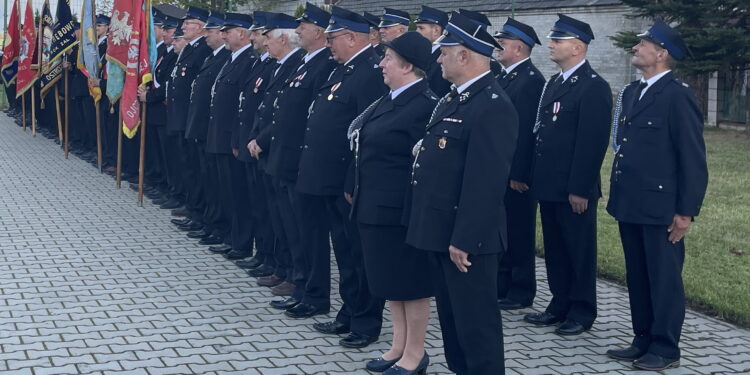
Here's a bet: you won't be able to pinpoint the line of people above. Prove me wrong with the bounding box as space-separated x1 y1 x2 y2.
6 4 708 375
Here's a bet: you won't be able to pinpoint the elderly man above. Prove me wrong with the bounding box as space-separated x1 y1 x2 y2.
606 20 708 371
524 15 612 336
406 11 518 375
288 6 387 349
493 18 545 311
378 7 409 44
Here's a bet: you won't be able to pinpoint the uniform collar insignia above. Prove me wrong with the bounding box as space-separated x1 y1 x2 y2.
570 75 579 83
459 92 470 102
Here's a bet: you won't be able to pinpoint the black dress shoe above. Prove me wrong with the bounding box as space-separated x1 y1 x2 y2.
160 200 182 210
366 356 401 372
171 207 190 217
178 222 203 232
554 319 587 336
524 312 564 326
171 217 191 226
313 321 350 335
606 345 648 361
633 353 680 371
340 332 377 348
270 297 300 310
208 244 232 254
187 229 211 239
198 235 223 245
223 250 251 260
498 298 531 310
151 197 169 205
247 264 274 277
284 303 329 319
235 257 263 269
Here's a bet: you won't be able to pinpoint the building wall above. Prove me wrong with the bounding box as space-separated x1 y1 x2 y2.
486 5 650 94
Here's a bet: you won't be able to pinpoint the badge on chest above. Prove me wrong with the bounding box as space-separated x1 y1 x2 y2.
553 101 561 122
328 82 341 101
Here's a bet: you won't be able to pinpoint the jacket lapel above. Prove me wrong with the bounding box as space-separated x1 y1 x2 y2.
628 71 673 119
541 61 590 107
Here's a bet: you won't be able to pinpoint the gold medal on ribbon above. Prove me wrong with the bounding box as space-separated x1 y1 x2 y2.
438 137 447 149
328 82 341 101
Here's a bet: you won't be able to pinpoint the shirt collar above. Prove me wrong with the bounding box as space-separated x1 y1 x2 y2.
189 36 203 46
231 43 253 61
98 36 107 45
455 70 491 94
431 44 440 53
156 41 164 48
502 57 530 74
560 59 587 82
344 45 371 66
390 78 423 100
213 45 225 56
641 69 672 88
167 45 174 53
304 47 326 64
277 47 300 66
260 51 270 61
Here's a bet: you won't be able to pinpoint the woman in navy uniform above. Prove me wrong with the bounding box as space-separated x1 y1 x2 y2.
349 32 437 374
606 20 708 371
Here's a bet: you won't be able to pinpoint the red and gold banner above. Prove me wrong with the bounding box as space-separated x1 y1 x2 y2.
1 0 20 85
16 1 38 97
119 0 151 138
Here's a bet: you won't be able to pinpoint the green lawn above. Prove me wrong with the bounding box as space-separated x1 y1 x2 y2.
536 127 750 327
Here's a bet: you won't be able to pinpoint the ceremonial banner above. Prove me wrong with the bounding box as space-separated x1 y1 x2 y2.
106 62 124 105
16 1 38 97
38 0 57 99
77 0 101 102
1 0 20 85
120 0 152 139
49 0 77 62
107 0 140 70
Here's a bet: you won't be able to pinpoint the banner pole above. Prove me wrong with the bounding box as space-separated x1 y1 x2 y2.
95 100 103 173
21 91 25 130
138 103 147 205
30 86 35 136
54 89 62 142
116 108 123 188
64 67 69 158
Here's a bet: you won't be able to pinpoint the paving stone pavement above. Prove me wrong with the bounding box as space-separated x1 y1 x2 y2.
1 115 749 375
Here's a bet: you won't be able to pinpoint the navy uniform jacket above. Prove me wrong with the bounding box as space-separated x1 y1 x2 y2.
296 46 388 196
405 73 519 254
607 72 708 225
206 47 257 154
144 49 177 127
530 61 612 202
167 37 212 133
67 45 90 98
497 59 545 183
234 54 277 162
351 79 438 225
248 48 305 169
265 48 337 182
97 39 108 105
185 47 230 141
157 42 168 59
427 48 451 97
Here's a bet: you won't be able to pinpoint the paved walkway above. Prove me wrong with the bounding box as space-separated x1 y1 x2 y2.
0 115 749 375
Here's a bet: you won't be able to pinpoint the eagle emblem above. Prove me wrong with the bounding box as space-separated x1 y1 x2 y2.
110 10 133 46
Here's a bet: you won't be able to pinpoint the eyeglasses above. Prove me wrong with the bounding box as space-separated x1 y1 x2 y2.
326 32 351 43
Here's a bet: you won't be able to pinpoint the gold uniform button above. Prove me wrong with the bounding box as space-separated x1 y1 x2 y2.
420 147 425 152
658 185 663 189
304 145 309 149
623 138 628 142
412 180 418 185
618 154 624 158
415 163 420 168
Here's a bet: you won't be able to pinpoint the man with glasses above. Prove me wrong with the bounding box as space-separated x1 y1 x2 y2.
289 6 387 349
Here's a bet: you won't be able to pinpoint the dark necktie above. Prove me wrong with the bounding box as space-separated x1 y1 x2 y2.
634 81 648 102
497 69 507 80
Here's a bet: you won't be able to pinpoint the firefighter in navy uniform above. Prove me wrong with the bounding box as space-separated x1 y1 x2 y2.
288 6 387 350
377 8 408 44
362 12 383 58
414 5 451 97
204 13 257 251
262 3 338 311
605 20 708 372
523 14 612 336
181 12 233 248
405 12 518 375
165 7 212 227
493 18 545 311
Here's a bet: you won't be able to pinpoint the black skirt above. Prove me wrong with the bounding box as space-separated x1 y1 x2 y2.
358 223 434 301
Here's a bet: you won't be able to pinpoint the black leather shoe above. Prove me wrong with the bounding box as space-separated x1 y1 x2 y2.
171 217 191 226
366 356 401 372
524 312 564 326
313 321 350 335
199 235 223 245
607 345 648 361
235 257 263 269
270 297 300 310
247 264 274 277
340 332 377 348
151 197 169 205
555 319 587 336
208 244 232 254
498 298 531 310
284 303 329 319
171 207 190 217
633 353 680 371
159 200 182 210
187 229 211 239
224 250 251 260
178 222 203 232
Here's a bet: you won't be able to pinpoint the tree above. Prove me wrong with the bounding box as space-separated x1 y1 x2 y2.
610 0 750 76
